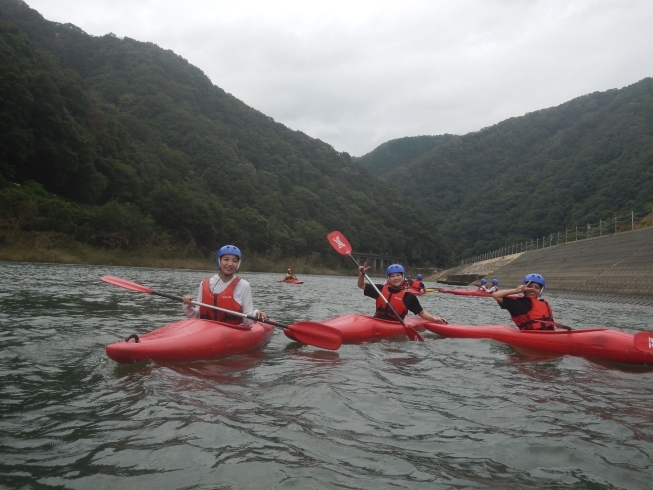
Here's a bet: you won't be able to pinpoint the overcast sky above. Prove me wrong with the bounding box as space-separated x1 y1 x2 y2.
25 0 653 156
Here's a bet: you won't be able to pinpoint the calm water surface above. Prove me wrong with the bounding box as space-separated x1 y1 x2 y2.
1 262 653 489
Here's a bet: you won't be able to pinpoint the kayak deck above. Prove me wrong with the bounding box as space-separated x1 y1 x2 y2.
106 318 275 363
285 314 431 343
423 323 653 365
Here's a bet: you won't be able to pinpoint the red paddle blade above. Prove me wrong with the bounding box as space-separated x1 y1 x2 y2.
101 275 153 294
327 231 352 256
634 332 653 354
405 326 424 342
286 322 343 350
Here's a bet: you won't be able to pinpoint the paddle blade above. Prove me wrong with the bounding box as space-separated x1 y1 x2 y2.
634 332 653 354
405 326 424 342
101 275 153 294
327 231 352 256
286 322 343 350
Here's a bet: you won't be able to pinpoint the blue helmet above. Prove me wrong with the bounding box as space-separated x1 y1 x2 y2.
481 278 487 285
416 274 423 280
386 264 405 276
216 245 242 271
492 279 498 285
523 273 545 287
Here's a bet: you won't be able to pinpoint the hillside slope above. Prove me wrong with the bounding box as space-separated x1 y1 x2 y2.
378 79 653 259
0 0 453 266
354 135 454 177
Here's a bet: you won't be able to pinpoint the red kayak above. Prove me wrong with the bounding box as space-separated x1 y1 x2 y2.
106 319 275 363
438 289 518 298
438 288 493 297
283 314 433 343
277 278 304 284
422 322 653 365
406 289 426 296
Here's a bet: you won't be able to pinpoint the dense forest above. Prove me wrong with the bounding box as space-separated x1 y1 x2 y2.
0 0 454 267
354 135 454 177
360 80 653 259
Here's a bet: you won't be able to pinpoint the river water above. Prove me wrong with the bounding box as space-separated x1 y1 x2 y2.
1 262 653 489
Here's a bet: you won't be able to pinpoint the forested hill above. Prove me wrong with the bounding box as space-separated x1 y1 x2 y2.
367 78 653 259
354 135 454 177
0 0 453 267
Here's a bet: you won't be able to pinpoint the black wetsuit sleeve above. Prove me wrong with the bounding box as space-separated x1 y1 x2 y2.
363 284 382 299
404 293 423 315
499 297 532 316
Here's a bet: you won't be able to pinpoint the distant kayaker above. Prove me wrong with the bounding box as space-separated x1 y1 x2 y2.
285 268 298 281
475 278 489 292
410 273 426 293
491 273 554 330
486 278 499 293
182 245 267 325
358 263 446 323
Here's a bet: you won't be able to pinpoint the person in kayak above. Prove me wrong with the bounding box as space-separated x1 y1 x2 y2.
284 268 298 281
410 273 426 293
358 263 446 323
492 273 554 330
475 278 489 292
182 245 267 325
486 278 499 293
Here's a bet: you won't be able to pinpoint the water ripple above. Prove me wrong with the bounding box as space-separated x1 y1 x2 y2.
1 262 653 488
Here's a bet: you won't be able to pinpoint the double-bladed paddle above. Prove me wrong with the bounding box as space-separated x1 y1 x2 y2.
100 275 343 351
326 231 424 342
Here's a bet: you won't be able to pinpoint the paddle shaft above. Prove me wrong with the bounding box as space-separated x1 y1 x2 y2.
152 290 290 330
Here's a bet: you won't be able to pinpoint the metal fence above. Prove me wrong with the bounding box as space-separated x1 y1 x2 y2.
460 209 652 265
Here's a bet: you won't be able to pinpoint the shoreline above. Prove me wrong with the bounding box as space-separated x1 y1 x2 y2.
0 230 384 276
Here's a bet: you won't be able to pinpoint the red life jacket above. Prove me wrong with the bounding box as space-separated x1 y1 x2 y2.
375 284 409 320
511 297 554 330
199 277 242 324
411 280 424 291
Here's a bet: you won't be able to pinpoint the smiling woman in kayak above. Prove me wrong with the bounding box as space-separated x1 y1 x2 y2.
358 263 446 323
492 273 554 330
182 245 267 326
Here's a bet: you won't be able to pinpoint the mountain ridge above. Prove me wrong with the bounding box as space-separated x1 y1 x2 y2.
0 0 454 267
358 78 653 259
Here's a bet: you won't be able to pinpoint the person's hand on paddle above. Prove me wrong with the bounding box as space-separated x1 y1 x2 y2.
182 295 193 304
357 262 371 289
255 310 268 320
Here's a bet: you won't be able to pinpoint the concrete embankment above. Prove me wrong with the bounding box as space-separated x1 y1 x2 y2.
434 227 653 306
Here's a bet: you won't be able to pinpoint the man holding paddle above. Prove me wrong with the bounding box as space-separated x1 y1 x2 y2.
358 262 447 324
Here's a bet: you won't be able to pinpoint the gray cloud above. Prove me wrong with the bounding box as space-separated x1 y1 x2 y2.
26 0 653 155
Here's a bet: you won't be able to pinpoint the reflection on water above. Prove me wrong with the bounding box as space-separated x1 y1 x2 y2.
1 262 653 489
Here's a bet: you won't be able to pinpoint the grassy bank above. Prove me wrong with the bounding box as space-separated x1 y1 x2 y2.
0 230 358 276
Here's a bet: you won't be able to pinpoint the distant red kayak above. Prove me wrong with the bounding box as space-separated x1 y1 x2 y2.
422 322 653 365
284 314 433 343
438 288 493 297
277 278 304 284
106 319 275 363
438 288 517 298
406 289 426 296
